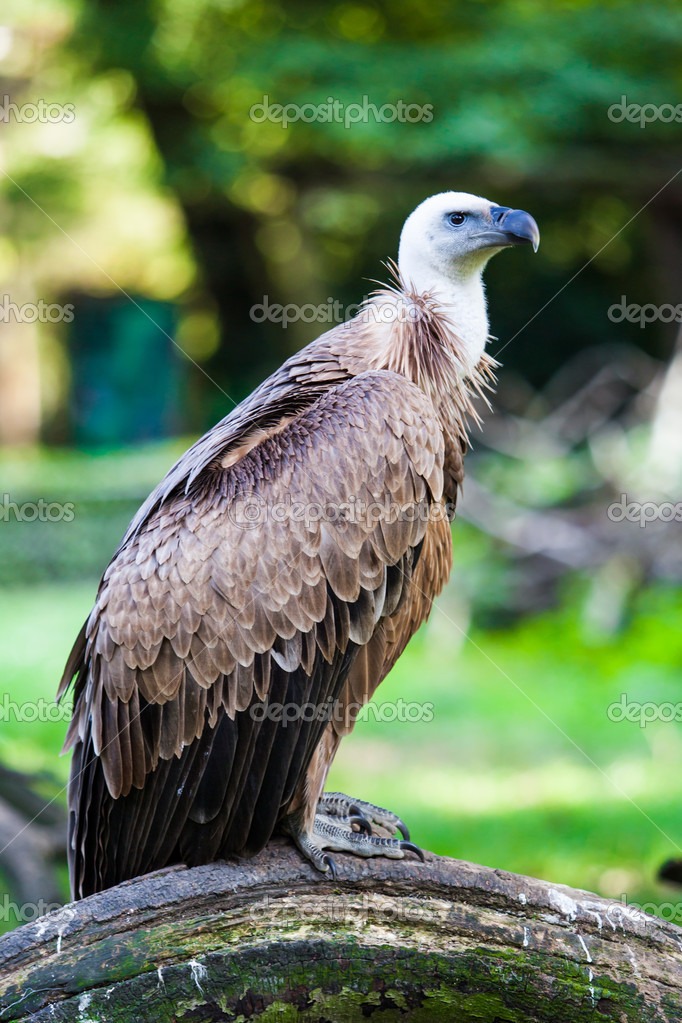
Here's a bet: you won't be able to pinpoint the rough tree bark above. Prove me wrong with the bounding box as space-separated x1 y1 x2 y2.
0 840 681 1022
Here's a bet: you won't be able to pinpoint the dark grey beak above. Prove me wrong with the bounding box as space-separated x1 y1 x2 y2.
475 206 540 252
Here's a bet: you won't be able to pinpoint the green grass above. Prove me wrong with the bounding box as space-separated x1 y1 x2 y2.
0 582 94 782
1 577 681 917
327 582 682 908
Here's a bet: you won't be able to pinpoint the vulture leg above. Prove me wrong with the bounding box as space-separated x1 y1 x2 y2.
282 806 423 876
312 812 424 865
280 812 336 876
319 791 411 840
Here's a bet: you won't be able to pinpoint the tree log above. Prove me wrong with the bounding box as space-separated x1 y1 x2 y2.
0 839 681 1022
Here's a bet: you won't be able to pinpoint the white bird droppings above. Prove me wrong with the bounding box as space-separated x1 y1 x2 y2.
624 944 641 978
577 934 592 963
78 992 97 1022
189 959 208 995
548 889 579 922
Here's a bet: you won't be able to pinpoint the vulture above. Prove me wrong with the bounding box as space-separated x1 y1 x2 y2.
58 192 539 898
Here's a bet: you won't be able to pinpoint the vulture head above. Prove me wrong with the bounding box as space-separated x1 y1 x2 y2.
397 191 539 371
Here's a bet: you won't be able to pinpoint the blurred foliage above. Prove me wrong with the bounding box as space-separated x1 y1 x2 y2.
0 0 681 932
78 0 682 414
0 440 185 582
1 0 682 433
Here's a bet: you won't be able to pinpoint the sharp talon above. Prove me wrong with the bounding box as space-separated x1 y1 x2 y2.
396 820 410 841
349 814 372 835
400 841 425 862
312 793 419 867
324 855 336 879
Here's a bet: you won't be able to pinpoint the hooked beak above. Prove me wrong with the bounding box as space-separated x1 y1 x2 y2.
474 206 540 253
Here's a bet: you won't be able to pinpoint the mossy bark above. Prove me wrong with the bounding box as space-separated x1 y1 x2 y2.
0 840 680 1022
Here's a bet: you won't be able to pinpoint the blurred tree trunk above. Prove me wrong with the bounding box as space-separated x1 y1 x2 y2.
0 765 67 915
644 197 682 492
0 281 41 445
646 322 682 493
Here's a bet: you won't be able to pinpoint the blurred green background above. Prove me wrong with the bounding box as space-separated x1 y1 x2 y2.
0 0 681 931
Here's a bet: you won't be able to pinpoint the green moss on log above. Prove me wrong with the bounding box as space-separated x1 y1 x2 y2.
1 844 680 1022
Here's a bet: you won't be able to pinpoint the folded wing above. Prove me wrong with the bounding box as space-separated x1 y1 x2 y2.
60 370 444 897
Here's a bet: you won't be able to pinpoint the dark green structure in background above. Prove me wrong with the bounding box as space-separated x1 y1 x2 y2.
68 297 181 447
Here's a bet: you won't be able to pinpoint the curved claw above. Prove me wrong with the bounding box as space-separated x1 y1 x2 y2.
400 841 425 863
323 854 337 879
348 804 371 828
396 819 410 841
349 814 372 835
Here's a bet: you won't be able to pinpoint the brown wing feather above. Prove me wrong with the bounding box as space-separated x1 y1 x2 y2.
297 513 455 825
60 370 444 898
329 443 459 739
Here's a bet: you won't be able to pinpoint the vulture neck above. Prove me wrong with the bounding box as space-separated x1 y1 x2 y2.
361 268 496 445
400 265 490 376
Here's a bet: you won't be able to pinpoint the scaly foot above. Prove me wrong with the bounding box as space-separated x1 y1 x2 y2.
319 791 411 840
282 792 423 877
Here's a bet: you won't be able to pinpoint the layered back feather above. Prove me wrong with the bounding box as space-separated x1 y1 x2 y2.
58 270 495 898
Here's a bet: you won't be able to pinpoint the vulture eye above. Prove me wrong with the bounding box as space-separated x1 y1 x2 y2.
448 212 467 227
